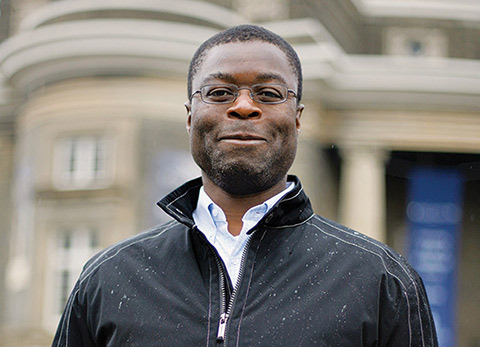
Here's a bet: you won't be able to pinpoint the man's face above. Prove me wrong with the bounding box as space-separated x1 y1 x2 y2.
186 41 304 196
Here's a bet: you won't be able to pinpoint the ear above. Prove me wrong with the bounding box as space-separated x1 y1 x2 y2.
185 101 192 133
295 104 304 132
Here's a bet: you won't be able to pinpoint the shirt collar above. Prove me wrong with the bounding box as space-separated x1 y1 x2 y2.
193 182 295 240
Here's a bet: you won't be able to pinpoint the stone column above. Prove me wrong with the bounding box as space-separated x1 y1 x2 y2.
338 145 389 242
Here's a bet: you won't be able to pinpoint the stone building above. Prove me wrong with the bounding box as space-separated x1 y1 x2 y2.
0 0 478 345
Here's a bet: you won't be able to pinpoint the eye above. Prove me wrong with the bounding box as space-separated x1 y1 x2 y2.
203 85 235 102
253 85 285 103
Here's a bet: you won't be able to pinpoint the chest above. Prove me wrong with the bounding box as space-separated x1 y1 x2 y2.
88 230 383 346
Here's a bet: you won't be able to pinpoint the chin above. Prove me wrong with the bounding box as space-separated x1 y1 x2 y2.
211 164 286 196
193 145 295 195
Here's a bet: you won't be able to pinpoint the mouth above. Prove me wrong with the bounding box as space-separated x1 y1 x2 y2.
219 133 267 145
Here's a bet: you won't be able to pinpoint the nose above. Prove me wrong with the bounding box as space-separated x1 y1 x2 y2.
226 90 262 119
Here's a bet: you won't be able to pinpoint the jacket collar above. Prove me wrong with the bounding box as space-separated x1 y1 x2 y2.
157 175 314 230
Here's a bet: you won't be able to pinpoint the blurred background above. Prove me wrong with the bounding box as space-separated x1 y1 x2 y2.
0 0 478 346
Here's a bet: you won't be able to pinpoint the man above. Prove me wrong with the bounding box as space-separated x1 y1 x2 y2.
53 25 437 346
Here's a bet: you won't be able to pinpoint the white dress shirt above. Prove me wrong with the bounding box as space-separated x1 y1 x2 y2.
192 182 294 287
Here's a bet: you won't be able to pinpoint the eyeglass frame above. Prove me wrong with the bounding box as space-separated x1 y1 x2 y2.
189 83 298 105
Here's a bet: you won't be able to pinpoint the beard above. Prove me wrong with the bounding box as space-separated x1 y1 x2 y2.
192 137 296 196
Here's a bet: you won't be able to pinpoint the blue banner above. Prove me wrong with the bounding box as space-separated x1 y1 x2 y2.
406 168 463 347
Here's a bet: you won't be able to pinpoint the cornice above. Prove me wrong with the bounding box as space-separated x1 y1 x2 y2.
266 19 480 112
0 0 246 94
0 4 478 113
352 0 480 23
19 0 245 31
0 19 219 91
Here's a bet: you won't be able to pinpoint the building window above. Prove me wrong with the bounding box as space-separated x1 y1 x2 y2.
409 40 424 56
44 227 101 330
54 135 111 189
384 27 447 58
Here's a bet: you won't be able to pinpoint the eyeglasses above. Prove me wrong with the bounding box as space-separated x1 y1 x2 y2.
190 84 297 105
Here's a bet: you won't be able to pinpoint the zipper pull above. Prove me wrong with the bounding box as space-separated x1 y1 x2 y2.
217 312 229 341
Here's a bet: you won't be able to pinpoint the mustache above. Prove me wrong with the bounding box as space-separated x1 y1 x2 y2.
216 122 268 137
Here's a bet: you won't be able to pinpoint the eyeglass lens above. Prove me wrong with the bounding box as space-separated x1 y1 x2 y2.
200 84 289 104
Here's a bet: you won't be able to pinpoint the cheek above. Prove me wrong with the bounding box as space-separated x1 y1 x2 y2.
274 122 299 155
273 116 299 142
189 114 217 145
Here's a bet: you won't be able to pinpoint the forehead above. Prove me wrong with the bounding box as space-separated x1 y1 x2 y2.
193 41 296 89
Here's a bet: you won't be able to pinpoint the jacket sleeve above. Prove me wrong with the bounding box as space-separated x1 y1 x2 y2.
382 273 438 347
51 281 96 347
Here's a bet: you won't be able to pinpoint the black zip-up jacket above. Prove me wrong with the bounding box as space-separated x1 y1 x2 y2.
53 176 438 346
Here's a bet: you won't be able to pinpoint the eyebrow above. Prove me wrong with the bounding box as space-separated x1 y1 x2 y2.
202 72 288 86
202 72 235 85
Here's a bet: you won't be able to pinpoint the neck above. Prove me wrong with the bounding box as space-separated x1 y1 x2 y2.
202 175 287 236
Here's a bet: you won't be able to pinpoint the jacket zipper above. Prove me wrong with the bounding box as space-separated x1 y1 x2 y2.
212 246 228 341
216 235 254 344
193 225 256 345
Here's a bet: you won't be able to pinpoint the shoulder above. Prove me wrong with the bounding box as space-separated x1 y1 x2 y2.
305 216 437 343
305 215 422 290
78 220 187 286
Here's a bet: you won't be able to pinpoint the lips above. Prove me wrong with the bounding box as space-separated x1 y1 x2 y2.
219 133 267 143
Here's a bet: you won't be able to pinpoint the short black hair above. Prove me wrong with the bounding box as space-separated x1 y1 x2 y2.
187 24 303 102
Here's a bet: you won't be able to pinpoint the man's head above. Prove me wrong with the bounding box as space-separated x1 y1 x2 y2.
186 25 304 196
188 24 303 104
